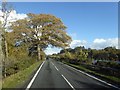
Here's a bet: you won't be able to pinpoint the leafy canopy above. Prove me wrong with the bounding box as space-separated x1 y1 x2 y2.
11 13 72 50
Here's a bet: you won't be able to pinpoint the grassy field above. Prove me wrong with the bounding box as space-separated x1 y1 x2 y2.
2 60 43 88
63 61 120 86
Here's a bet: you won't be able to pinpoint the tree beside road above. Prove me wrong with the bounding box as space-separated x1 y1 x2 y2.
11 13 72 61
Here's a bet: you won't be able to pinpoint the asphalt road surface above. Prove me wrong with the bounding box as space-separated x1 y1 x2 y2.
28 59 119 90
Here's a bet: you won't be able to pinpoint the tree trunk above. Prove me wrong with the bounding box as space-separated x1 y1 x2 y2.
0 34 4 79
1 31 8 78
2 35 8 78
4 39 8 77
37 44 41 61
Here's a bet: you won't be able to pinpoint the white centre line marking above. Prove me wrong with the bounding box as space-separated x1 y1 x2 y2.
51 62 59 71
51 62 55 66
55 66 59 71
26 61 45 90
51 61 75 90
61 74 75 90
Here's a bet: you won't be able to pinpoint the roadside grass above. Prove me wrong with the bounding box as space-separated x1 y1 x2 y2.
2 60 43 88
63 61 120 85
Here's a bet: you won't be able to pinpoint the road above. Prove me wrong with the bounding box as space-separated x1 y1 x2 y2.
27 59 119 90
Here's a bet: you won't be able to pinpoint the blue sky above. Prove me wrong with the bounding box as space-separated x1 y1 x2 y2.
10 2 118 40
6 2 118 54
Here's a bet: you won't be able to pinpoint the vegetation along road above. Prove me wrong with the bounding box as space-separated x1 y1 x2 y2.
26 59 119 90
1 2 119 90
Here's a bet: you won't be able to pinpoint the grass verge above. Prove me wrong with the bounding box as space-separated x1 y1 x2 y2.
63 61 120 87
2 60 43 88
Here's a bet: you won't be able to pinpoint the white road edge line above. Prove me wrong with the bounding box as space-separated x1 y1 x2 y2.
61 74 75 90
26 61 45 90
63 63 120 90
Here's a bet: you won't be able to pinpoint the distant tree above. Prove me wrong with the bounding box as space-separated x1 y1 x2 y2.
104 47 118 60
11 13 72 60
117 49 120 61
76 49 88 63
88 48 93 60
60 49 65 54
74 46 85 51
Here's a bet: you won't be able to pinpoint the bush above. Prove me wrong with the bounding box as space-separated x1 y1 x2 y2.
5 56 36 76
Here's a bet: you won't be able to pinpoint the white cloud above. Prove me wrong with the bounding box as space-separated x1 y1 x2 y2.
91 38 118 49
8 10 27 21
70 40 87 49
44 38 118 55
93 39 106 44
0 10 27 27
44 40 87 55
41 38 119 55
44 47 61 55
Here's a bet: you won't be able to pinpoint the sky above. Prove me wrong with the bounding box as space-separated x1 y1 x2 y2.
3 0 120 2
0 2 118 55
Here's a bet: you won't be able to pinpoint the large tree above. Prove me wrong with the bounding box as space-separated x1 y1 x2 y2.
11 13 72 60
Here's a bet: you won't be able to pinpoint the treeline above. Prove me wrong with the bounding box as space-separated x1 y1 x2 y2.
51 46 120 69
